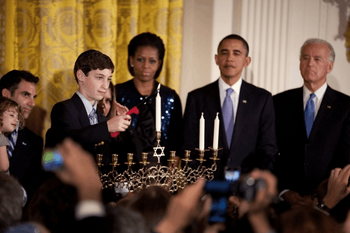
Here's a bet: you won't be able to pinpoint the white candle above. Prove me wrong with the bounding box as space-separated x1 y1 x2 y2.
213 112 219 150
156 90 161 131
199 112 205 150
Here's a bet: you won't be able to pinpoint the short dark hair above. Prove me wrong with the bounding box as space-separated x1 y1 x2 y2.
217 34 250 56
73 49 115 84
0 173 23 232
127 186 170 231
23 176 78 233
127 32 165 79
0 70 39 96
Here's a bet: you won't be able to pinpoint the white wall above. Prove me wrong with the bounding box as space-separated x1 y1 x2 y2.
180 0 213 107
181 0 350 110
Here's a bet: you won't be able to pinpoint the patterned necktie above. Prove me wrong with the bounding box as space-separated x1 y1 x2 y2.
304 93 316 138
7 130 17 158
222 88 234 147
89 108 98 125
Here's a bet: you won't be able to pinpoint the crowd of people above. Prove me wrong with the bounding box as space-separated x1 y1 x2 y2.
0 32 349 233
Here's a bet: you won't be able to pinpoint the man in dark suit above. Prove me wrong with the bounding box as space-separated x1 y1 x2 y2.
273 38 350 211
45 50 132 171
0 70 44 203
182 34 277 179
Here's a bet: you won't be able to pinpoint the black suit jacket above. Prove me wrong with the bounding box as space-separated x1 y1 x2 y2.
273 86 350 195
45 93 141 172
9 127 44 200
183 80 277 179
46 93 111 156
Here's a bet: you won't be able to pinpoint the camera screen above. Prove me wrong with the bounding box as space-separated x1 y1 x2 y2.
208 196 227 223
42 150 64 171
225 170 240 182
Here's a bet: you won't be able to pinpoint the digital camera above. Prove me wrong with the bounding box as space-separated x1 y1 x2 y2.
204 174 266 223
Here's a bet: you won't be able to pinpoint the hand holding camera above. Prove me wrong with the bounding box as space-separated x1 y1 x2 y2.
205 168 276 223
237 169 277 217
42 138 102 202
235 170 278 233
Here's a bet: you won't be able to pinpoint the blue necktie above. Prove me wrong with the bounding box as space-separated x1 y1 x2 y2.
7 130 17 158
304 93 316 138
222 88 234 147
89 108 98 125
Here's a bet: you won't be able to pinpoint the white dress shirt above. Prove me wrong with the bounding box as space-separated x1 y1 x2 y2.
303 82 327 119
76 91 98 118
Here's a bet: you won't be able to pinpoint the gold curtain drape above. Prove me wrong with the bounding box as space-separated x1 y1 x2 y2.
0 0 184 139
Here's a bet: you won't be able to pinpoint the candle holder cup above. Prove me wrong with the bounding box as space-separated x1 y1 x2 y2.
99 141 219 193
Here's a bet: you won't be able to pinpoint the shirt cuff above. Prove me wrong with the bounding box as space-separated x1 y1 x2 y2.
75 200 106 221
278 189 290 201
314 205 330 216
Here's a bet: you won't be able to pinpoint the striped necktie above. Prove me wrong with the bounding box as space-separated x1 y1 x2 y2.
89 108 98 125
7 130 17 158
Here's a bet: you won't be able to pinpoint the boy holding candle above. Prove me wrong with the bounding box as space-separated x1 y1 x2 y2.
182 34 277 179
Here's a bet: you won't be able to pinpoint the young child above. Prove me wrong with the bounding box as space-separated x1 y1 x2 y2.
0 97 24 173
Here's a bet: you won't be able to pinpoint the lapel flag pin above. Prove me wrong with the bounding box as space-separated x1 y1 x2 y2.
242 100 247 103
327 106 331 109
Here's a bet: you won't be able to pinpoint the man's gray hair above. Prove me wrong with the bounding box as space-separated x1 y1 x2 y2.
300 38 335 62
0 173 23 232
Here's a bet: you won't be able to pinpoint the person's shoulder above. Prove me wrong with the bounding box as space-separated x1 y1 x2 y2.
52 95 79 113
116 80 135 98
116 79 133 90
273 87 301 99
242 81 272 96
53 96 75 107
328 86 350 101
0 132 9 146
20 127 43 143
159 83 179 97
188 81 218 97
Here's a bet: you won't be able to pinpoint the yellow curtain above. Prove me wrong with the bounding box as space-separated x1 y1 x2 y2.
0 0 183 138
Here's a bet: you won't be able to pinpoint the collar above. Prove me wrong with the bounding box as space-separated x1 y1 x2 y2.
303 82 327 103
76 91 97 116
14 123 19 133
218 76 242 97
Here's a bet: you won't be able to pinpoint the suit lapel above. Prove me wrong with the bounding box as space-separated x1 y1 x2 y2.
309 86 337 138
71 94 91 128
231 81 252 149
295 88 307 135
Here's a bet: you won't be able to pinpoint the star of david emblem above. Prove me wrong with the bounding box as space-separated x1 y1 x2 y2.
153 145 165 163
